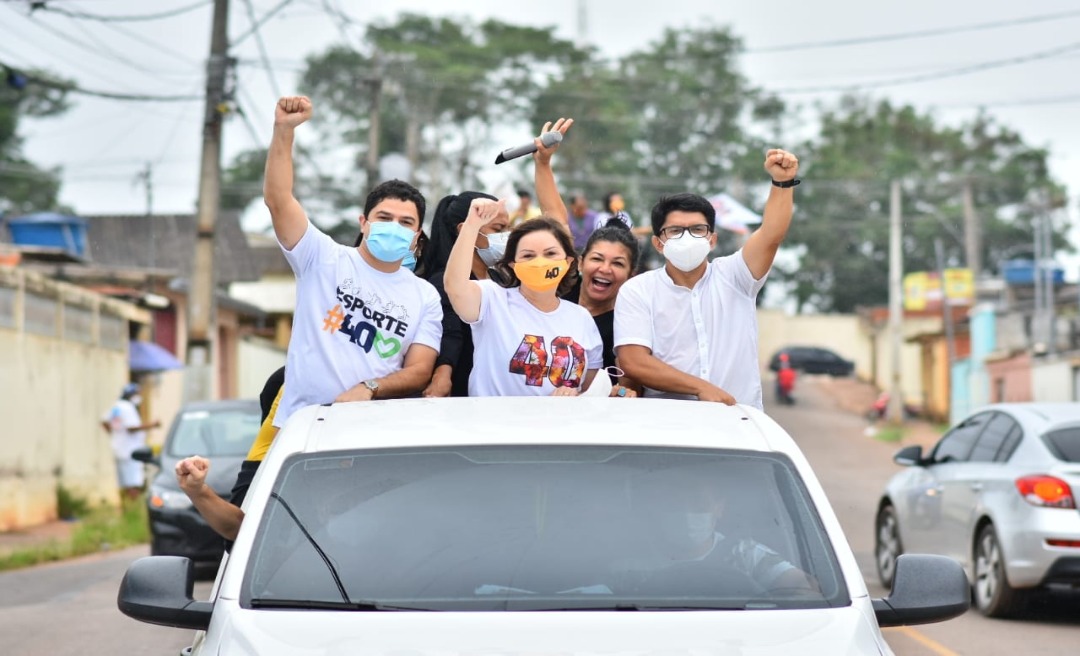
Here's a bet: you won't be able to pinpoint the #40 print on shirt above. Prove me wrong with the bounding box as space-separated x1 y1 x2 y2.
323 282 411 359
510 335 587 389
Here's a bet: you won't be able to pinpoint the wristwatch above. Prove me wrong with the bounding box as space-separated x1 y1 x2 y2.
362 379 380 398
772 178 801 188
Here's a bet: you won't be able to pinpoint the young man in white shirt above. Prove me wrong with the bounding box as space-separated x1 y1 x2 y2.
174 96 443 540
613 149 799 410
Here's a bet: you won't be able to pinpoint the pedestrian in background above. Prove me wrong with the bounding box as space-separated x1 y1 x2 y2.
101 383 160 501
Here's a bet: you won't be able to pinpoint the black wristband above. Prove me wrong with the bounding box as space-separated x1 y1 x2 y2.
771 178 800 188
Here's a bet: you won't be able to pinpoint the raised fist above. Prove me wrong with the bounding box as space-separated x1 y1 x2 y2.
275 96 313 129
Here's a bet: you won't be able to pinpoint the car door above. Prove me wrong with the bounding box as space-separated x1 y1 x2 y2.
900 414 991 556
940 412 1017 567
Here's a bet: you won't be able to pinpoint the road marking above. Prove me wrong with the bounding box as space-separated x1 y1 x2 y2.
884 626 960 656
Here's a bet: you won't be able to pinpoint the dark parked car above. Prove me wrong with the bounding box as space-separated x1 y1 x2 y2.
133 399 261 564
768 346 854 376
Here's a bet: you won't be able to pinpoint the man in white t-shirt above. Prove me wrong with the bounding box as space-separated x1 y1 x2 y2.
264 96 443 428
101 383 160 500
614 149 799 410
172 96 443 541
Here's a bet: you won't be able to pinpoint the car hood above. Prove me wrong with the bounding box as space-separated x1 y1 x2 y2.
205 603 888 656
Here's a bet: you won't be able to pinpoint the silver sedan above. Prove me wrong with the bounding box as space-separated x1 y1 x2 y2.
875 403 1080 618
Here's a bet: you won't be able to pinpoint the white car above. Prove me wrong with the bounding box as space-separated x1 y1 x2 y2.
120 398 967 655
876 402 1080 617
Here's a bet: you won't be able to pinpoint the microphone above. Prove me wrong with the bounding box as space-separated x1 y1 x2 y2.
494 131 563 165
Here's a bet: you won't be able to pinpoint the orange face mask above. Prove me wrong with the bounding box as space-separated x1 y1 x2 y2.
512 257 569 292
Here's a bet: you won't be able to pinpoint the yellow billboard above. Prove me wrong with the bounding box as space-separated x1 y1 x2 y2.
904 269 973 311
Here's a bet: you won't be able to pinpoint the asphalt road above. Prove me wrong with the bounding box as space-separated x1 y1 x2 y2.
769 376 1080 655
3 379 1079 655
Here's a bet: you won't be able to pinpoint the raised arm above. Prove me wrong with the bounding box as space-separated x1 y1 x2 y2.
264 96 313 251
176 456 245 541
443 198 504 323
533 118 573 225
742 149 799 280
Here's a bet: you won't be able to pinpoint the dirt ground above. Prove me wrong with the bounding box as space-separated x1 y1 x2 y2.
813 374 944 452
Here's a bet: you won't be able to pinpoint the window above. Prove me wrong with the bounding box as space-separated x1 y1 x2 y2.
932 413 991 463
1042 428 1080 463
997 426 1023 462
168 408 262 458
243 446 849 612
968 413 1018 463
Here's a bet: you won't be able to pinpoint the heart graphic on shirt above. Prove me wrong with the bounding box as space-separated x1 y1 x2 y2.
374 332 402 359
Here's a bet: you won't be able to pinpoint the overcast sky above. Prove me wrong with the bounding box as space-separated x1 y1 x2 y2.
4 0 1079 241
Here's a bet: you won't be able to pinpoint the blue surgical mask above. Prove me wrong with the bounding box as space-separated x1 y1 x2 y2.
365 221 416 263
402 250 417 272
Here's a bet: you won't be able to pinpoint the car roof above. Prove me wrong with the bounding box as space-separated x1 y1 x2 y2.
981 403 1080 433
175 399 259 413
275 398 796 456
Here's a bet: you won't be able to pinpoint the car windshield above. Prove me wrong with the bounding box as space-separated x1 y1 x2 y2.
167 408 261 458
242 446 848 611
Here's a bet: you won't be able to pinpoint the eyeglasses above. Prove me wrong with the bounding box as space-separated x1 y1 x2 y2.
659 224 711 240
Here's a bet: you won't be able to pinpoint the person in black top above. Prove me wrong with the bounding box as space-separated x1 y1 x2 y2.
563 217 641 387
422 191 508 397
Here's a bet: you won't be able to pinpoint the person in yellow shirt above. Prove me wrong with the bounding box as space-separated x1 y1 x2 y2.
509 189 542 227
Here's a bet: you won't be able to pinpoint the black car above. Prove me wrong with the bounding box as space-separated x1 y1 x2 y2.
768 346 854 376
133 399 261 564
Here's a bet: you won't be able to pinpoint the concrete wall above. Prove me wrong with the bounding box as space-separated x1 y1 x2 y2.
0 268 147 530
237 336 286 400
987 353 1033 403
757 309 929 407
1032 358 1077 403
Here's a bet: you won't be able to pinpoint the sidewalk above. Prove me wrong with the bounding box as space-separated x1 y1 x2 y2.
0 518 80 559
813 375 943 452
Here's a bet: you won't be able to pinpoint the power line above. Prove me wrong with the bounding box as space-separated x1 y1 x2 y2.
240 0 281 98
773 39 1080 94
31 0 211 22
747 9 1080 54
1 60 203 101
231 0 296 47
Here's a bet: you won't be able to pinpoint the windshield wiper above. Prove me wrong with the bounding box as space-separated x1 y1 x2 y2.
249 598 433 612
268 491 351 604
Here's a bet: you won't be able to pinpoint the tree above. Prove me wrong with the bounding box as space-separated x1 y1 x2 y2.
784 97 1068 313
0 68 71 215
531 24 783 247
300 14 582 213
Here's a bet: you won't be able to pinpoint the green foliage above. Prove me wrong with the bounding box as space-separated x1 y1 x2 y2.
221 147 268 211
56 484 90 520
0 68 71 215
0 497 149 572
785 97 1069 312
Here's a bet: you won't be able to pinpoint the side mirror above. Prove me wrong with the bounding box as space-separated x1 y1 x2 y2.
893 445 924 467
117 556 212 630
131 447 160 468
873 554 969 627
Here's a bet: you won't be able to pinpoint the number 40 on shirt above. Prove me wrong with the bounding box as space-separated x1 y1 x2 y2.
509 335 587 388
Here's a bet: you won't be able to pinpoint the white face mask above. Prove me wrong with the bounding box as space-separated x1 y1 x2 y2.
129 395 143 406
661 232 711 272
476 231 510 268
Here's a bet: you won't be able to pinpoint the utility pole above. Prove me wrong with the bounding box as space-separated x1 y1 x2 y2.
136 161 155 288
1042 198 1056 355
888 180 904 425
962 179 981 278
935 238 957 366
365 59 383 196
186 0 230 402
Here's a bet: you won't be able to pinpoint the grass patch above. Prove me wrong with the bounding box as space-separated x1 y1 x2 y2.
0 496 150 572
875 426 905 443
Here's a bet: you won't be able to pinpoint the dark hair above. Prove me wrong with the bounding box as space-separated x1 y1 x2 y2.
583 216 640 272
603 191 621 214
363 179 427 228
423 191 497 280
516 189 531 199
650 193 716 236
494 217 579 297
